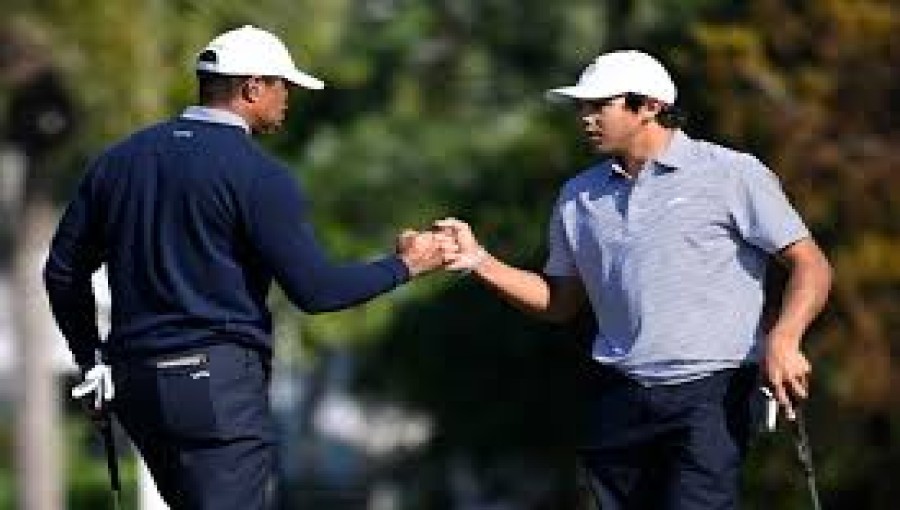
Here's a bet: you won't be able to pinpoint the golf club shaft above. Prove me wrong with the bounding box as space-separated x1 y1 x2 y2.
793 407 822 510
99 412 122 509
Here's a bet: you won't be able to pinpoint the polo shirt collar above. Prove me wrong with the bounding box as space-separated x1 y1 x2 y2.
610 160 631 179
653 130 694 171
180 106 250 133
599 130 694 183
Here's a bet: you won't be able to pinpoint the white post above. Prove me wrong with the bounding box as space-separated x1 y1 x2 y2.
138 457 169 510
7 145 63 510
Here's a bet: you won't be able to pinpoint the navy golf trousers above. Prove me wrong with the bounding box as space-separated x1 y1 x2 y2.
111 342 276 510
580 364 764 510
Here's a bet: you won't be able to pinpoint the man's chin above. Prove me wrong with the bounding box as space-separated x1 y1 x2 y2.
588 142 609 154
252 122 283 135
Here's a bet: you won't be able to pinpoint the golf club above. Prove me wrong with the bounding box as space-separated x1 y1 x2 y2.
790 404 822 510
761 387 823 510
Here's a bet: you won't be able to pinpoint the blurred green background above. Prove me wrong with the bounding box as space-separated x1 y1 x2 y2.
1 0 898 508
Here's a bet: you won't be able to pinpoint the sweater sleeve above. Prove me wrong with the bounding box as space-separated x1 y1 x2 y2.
43 165 105 368
245 169 409 313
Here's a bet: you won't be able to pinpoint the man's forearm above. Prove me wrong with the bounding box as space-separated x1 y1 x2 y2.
44 277 102 367
434 217 580 322
769 247 833 347
471 254 570 322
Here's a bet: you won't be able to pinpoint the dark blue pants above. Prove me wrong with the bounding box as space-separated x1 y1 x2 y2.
580 365 763 510
112 343 276 510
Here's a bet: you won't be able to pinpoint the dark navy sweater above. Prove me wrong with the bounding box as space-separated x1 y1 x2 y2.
44 117 409 367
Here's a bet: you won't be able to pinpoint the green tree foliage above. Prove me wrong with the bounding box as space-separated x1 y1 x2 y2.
4 0 898 508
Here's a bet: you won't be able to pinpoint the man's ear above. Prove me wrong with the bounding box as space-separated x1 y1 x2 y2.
242 78 261 102
642 99 662 123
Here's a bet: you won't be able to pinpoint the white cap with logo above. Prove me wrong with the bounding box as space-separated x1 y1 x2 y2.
195 25 325 90
547 50 676 104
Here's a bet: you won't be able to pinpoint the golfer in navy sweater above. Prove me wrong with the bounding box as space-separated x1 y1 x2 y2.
44 26 447 509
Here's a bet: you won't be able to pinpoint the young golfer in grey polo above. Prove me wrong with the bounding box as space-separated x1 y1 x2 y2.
435 51 832 509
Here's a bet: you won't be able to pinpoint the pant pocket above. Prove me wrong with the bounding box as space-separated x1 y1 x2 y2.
155 355 217 440
210 347 273 440
723 366 765 449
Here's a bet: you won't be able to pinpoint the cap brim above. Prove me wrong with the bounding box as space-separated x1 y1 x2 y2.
285 68 325 90
545 86 614 102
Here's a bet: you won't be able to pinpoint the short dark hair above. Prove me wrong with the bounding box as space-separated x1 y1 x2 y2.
196 71 248 104
622 92 686 129
195 72 285 104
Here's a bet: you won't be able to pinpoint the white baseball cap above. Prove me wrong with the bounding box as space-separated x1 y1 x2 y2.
547 50 676 104
195 25 325 90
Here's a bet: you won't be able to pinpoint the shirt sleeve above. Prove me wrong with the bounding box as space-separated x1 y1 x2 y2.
44 164 105 368
245 169 409 313
543 195 577 277
727 156 810 254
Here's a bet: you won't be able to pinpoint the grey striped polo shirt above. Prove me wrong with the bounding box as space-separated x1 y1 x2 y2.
544 130 809 385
